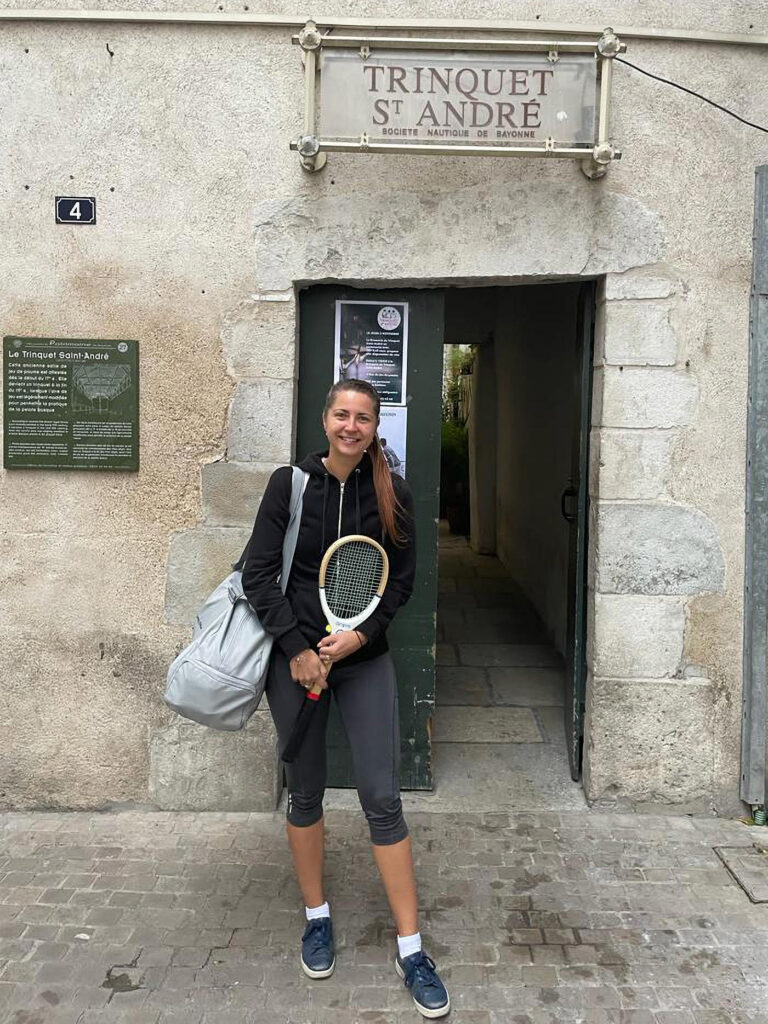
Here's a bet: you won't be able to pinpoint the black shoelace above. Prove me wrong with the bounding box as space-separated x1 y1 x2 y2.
403 952 440 990
304 917 331 955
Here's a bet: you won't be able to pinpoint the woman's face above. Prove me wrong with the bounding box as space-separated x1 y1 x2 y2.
323 390 378 459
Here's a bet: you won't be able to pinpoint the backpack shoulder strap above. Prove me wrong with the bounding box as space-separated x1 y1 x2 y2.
280 467 309 592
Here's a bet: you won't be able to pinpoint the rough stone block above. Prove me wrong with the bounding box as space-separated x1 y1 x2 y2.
583 676 714 808
604 270 680 300
252 185 663 291
201 461 281 527
221 295 296 380
165 527 251 626
595 503 725 596
590 369 604 427
591 594 685 678
228 380 294 463
0 629 174 809
595 429 674 500
603 301 676 366
600 368 698 428
148 716 280 811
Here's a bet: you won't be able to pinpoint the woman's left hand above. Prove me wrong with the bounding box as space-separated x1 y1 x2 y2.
317 630 367 664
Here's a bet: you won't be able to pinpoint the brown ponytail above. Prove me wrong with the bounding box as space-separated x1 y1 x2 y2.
323 379 408 546
368 433 407 546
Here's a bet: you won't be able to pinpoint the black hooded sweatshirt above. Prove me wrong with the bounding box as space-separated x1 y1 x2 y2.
238 451 416 669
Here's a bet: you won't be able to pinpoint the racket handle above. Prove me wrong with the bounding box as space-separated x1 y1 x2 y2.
282 682 324 764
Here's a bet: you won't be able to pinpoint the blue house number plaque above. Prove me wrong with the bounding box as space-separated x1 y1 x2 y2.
55 197 96 224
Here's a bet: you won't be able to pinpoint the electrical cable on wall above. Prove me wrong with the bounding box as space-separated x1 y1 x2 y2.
616 57 768 134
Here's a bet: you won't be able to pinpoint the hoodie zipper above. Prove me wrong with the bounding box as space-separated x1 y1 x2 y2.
337 481 345 539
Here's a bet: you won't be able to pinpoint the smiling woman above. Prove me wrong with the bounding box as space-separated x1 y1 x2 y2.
239 377 450 1016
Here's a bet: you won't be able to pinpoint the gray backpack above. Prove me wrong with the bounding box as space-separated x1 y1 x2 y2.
164 466 308 730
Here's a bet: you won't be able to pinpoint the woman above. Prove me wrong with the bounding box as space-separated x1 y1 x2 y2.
242 379 450 1019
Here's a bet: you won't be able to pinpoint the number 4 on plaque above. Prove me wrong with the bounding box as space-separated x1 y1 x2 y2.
55 197 96 225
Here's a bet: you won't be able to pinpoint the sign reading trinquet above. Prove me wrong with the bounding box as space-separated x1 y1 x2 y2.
291 24 624 179
322 52 595 145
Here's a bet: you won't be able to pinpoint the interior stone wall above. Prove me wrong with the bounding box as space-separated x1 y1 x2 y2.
492 283 580 658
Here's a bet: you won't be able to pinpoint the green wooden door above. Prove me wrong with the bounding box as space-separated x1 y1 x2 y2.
563 281 596 781
296 285 445 789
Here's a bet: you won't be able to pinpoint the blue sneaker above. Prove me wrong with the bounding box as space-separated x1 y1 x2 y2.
395 950 450 1018
301 917 335 978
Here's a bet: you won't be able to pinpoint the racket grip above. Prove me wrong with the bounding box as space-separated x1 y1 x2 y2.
282 682 324 764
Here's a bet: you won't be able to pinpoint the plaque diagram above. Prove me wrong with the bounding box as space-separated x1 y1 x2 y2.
72 364 132 416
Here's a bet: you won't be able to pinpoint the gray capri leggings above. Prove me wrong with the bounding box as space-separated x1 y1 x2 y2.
266 649 409 846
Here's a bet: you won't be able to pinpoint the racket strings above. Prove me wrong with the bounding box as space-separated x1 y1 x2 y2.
324 541 384 619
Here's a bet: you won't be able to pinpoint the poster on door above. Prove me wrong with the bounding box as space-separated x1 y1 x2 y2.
378 406 407 478
334 300 408 405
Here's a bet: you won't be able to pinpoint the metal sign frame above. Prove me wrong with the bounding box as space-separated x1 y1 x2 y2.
290 22 624 179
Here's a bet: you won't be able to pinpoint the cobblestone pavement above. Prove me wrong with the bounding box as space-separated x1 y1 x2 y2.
2 808 768 1023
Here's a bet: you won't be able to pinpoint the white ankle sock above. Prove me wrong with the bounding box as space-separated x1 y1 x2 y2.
397 931 422 959
305 901 330 921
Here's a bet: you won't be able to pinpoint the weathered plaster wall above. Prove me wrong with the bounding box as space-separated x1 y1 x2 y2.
1 0 765 811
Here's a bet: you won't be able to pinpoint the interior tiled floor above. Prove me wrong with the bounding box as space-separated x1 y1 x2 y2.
428 525 587 811
324 524 587 814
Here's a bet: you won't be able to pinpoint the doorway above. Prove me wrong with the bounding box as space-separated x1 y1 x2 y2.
297 281 594 801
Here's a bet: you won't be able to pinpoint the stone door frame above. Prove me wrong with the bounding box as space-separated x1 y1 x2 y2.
159 182 725 811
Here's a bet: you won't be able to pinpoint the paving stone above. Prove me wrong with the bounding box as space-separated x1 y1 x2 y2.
40 888 76 904
436 590 476 610
435 644 457 666
458 644 564 668
449 620 550 643
435 667 492 706
433 706 543 743
23 923 60 940
488 667 565 707
1 809 768 1021
200 1014 257 1024
714 845 768 902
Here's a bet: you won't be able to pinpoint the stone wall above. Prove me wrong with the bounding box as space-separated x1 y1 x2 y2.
1 0 765 811
584 272 730 812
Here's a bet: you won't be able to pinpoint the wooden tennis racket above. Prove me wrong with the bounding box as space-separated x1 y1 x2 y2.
281 535 390 764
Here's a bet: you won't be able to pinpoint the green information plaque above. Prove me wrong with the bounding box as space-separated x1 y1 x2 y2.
3 336 139 471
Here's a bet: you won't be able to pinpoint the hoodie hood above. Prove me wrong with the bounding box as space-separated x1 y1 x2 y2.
297 449 374 479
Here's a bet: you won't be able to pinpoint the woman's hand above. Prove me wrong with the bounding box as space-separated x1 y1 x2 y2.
316 630 367 664
289 649 329 691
